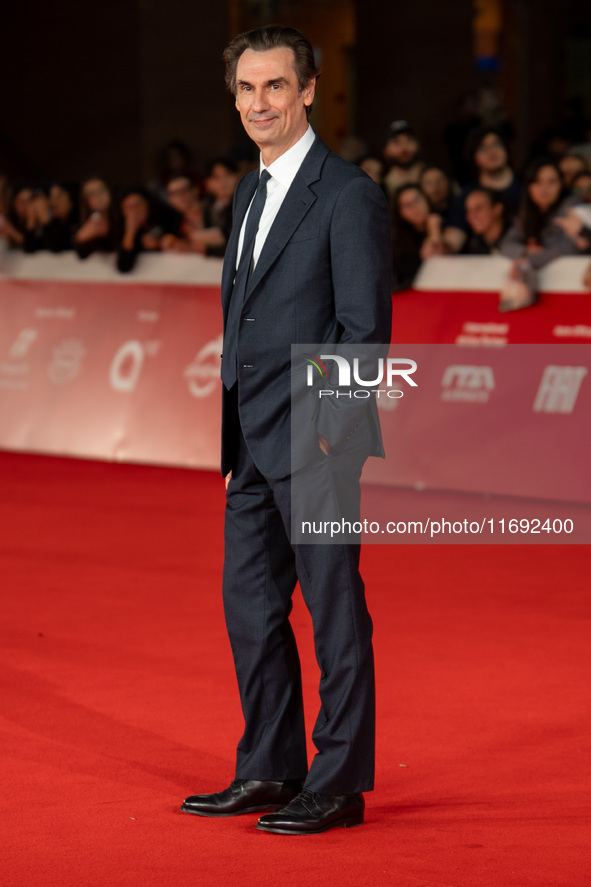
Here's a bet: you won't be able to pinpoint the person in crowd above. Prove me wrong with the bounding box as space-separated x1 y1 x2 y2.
117 185 181 272
162 158 238 257
197 158 239 256
461 187 509 254
161 175 205 252
391 183 444 290
571 170 591 204
419 165 455 215
382 120 425 199
74 177 119 258
5 184 55 252
444 126 521 252
5 185 30 247
498 159 589 309
358 155 384 188
559 152 589 191
45 182 78 251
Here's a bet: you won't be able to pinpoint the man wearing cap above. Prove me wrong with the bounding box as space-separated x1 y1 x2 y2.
383 120 426 199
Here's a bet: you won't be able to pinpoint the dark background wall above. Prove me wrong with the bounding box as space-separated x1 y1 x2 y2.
356 0 477 163
2 0 591 184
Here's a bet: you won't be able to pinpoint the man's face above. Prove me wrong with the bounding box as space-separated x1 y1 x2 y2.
234 47 315 164
420 168 448 205
383 134 419 166
573 173 591 203
559 155 586 188
465 192 500 236
475 133 507 173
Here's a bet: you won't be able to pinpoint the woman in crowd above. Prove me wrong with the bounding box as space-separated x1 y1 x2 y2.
74 177 119 258
193 158 238 257
160 175 205 252
5 184 56 252
3 185 30 247
46 182 78 251
391 183 444 290
499 159 589 309
444 126 522 252
117 185 182 272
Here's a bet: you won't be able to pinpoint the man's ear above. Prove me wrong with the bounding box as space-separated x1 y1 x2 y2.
303 78 316 107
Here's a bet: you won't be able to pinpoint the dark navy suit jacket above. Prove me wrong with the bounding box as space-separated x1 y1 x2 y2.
221 135 392 479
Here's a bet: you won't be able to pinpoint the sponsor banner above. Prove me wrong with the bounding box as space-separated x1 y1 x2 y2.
1 278 590 511
392 289 591 344
0 279 223 469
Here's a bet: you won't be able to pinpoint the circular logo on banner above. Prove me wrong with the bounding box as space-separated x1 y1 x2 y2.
184 334 223 399
48 339 86 385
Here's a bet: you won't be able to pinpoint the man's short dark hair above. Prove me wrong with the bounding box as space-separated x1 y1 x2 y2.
223 25 320 97
465 125 510 172
465 185 504 207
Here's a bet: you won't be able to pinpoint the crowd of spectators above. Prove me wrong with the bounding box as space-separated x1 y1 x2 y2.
2 92 591 301
360 93 591 304
0 147 240 273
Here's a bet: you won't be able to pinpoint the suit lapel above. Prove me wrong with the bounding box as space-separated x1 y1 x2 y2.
246 136 330 297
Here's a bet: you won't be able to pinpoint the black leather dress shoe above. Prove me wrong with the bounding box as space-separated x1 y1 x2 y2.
256 790 365 834
180 778 304 817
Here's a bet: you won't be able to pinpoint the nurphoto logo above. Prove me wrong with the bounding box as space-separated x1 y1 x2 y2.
303 353 418 399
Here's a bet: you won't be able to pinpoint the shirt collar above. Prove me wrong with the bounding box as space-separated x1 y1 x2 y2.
260 125 316 190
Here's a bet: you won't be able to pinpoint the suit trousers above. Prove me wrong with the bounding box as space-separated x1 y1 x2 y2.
222 415 376 795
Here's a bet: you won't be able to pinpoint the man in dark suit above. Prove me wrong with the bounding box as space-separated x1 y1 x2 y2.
180 25 392 835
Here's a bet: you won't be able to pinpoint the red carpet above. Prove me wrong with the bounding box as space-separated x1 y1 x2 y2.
0 451 589 886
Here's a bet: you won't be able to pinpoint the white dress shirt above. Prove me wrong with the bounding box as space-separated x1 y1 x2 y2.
236 125 316 270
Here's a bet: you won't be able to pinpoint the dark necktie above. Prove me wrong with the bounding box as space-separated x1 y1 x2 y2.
221 169 271 389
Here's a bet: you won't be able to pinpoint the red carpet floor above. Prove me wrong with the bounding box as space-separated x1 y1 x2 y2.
0 451 589 887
